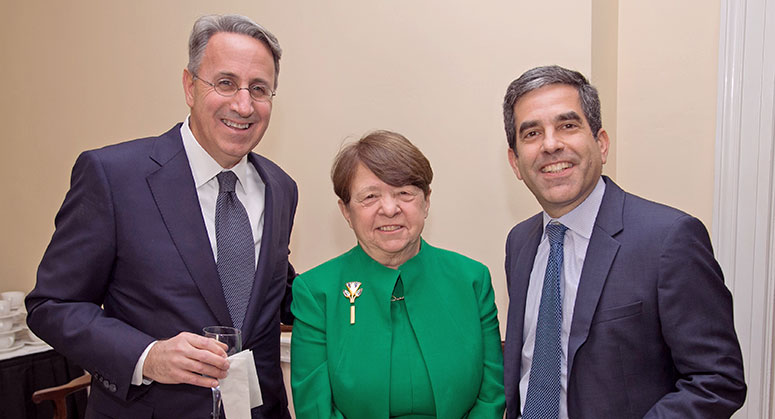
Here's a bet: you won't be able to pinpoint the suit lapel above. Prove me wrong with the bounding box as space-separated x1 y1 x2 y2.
567 176 624 373
504 214 542 415
240 153 280 334
508 216 543 344
146 127 232 327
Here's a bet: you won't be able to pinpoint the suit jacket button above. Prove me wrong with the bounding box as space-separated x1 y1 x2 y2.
109 384 117 392
103 380 110 388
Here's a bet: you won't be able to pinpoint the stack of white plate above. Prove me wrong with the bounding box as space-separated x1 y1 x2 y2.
0 290 47 353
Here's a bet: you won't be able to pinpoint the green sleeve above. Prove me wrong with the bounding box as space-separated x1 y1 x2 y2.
466 265 506 418
290 276 345 419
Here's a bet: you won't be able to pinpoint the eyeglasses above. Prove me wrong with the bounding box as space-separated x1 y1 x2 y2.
193 74 276 102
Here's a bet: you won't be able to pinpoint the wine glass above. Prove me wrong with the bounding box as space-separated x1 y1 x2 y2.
203 326 242 419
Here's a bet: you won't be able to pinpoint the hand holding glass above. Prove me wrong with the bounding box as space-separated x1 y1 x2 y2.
203 326 242 419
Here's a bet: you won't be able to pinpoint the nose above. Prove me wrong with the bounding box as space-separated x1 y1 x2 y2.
541 128 564 153
378 195 401 217
230 88 254 117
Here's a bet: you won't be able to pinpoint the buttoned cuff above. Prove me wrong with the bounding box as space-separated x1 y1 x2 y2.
132 341 157 386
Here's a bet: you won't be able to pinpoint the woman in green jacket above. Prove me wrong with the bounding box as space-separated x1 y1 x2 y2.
291 130 505 418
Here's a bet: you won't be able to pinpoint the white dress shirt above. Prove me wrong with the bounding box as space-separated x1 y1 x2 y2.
519 177 606 418
180 116 265 266
131 117 266 385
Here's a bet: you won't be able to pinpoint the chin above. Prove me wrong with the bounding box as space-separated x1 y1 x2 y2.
377 241 410 254
545 186 581 202
378 245 408 254
220 143 256 158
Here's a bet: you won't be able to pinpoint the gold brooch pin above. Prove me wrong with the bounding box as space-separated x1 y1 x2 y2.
343 282 363 324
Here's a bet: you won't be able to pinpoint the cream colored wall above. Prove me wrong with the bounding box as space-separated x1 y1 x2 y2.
592 0 619 179
616 1 720 224
0 1 719 338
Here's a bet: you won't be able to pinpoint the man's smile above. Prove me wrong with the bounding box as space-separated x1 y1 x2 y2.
222 119 252 130
541 161 573 174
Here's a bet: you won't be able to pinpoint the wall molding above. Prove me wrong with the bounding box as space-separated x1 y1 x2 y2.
714 0 775 416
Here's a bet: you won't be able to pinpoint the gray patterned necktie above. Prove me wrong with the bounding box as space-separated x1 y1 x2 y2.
215 171 255 330
523 222 568 419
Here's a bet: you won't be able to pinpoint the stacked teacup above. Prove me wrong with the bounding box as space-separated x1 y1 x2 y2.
0 291 45 353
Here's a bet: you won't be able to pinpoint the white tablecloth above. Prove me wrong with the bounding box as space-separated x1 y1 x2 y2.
0 340 52 361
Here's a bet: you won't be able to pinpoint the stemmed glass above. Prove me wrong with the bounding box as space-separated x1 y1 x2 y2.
203 326 242 419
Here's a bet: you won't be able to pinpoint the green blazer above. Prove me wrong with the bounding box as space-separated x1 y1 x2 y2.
291 239 505 418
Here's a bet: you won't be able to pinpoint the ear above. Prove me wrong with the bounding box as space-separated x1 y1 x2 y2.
596 129 610 164
423 189 431 218
183 69 196 108
507 148 523 180
337 199 353 228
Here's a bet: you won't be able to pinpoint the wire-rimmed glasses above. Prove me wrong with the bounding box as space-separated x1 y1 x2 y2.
193 74 276 102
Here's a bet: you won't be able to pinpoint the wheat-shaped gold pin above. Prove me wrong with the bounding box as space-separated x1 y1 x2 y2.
343 282 363 324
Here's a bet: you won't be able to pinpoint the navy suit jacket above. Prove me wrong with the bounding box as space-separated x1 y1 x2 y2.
504 177 745 419
26 124 297 419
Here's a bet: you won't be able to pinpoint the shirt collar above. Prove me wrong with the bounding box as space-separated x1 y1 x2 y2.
542 176 606 240
181 115 251 188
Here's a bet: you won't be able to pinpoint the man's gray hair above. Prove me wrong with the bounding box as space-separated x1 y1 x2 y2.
503 65 602 150
187 14 282 89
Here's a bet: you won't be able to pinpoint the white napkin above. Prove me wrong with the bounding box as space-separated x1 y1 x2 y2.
219 349 263 419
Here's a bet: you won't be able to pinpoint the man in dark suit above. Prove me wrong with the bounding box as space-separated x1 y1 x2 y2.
501 65 746 418
26 15 296 418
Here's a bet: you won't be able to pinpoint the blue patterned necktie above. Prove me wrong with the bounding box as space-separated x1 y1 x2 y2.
215 171 255 330
523 222 568 419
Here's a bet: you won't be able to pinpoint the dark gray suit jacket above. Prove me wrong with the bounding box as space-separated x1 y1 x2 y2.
27 124 297 418
504 176 745 418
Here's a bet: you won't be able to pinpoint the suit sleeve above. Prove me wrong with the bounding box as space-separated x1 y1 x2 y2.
466 265 506 418
25 151 154 401
645 215 746 418
290 276 345 419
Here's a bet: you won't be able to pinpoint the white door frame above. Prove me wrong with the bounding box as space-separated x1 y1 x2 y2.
715 0 775 416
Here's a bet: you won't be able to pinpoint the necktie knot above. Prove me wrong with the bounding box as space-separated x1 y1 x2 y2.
546 222 568 247
217 171 238 193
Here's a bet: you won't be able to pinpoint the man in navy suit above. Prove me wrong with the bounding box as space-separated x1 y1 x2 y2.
501 65 746 418
26 15 296 418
